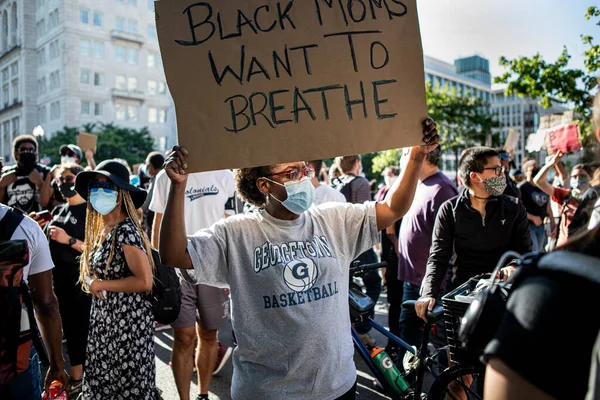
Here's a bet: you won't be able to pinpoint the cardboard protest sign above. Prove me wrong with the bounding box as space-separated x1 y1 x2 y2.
77 132 98 154
504 129 520 154
156 0 427 172
545 123 581 155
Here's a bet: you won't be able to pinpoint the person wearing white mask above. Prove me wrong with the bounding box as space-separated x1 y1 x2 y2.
159 120 439 400
534 151 592 247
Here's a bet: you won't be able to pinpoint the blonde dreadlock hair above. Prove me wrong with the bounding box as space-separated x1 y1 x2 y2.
80 189 155 293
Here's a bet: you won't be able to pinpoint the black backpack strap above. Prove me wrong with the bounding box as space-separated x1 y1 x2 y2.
21 281 50 368
0 208 25 241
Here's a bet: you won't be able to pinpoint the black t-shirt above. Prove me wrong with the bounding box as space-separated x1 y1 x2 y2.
518 181 549 219
484 267 600 399
2 163 50 213
47 202 87 287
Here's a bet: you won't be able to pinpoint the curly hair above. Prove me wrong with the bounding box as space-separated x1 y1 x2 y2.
234 166 273 208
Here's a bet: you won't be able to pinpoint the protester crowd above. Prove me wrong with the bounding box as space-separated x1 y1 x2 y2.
0 94 599 400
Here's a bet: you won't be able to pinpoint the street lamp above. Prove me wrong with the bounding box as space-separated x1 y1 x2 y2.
32 125 44 138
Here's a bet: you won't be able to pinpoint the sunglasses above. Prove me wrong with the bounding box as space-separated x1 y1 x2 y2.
89 180 117 191
266 167 315 181
58 176 75 184
61 150 76 158
482 166 506 176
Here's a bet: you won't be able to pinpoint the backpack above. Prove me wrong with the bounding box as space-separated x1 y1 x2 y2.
147 249 181 324
331 174 357 202
0 208 49 384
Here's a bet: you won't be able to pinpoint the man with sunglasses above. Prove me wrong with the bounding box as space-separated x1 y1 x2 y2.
416 147 531 322
0 135 50 213
149 168 237 400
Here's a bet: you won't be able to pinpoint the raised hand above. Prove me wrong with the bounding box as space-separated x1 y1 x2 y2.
418 118 440 154
163 146 189 185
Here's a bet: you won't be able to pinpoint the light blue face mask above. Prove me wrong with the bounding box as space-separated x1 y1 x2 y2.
89 188 118 215
267 177 315 215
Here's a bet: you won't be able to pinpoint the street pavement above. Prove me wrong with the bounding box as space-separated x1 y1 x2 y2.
154 293 396 400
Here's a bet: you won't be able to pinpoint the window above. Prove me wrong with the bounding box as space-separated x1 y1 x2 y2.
116 18 125 32
148 0 154 11
81 101 91 115
115 46 125 61
1 68 7 82
116 75 126 90
127 49 138 64
49 9 59 30
115 104 126 120
36 19 46 36
129 0 137 6
10 62 17 76
11 118 20 138
50 101 61 120
127 77 138 91
80 10 89 24
147 80 157 95
148 107 157 123
147 25 156 38
49 40 60 59
93 12 103 27
94 42 104 58
127 20 137 34
147 53 157 68
128 105 139 121
80 39 91 56
94 72 104 87
80 70 90 84
37 78 47 95
37 106 47 124
49 71 60 90
94 103 103 116
158 81 166 94
11 79 18 102
1 84 7 106
159 108 166 123
37 49 46 65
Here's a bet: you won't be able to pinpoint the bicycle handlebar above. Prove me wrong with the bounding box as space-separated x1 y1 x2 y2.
349 261 387 275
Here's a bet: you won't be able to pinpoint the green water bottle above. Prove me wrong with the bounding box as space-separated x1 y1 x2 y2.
370 347 410 394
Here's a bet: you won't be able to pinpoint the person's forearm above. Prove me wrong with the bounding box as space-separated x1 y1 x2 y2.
526 213 536 222
386 147 424 217
556 162 568 182
70 238 84 253
160 182 190 267
96 276 151 293
34 299 65 369
152 213 163 249
40 175 53 208
87 157 96 170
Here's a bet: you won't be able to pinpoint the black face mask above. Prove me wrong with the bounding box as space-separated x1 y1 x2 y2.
18 152 37 169
59 183 78 199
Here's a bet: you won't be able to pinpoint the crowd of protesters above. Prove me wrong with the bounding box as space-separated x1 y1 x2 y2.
0 97 599 400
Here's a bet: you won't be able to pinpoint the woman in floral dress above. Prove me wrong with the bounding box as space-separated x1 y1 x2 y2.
74 160 156 399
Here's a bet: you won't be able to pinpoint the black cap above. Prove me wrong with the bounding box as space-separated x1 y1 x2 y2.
60 144 83 160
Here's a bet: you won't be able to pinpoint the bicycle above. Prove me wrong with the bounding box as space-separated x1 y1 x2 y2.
349 261 486 400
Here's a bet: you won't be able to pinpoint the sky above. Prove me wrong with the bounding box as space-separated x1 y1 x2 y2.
417 0 598 84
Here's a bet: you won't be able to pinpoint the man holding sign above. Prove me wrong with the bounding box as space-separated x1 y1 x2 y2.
159 119 439 399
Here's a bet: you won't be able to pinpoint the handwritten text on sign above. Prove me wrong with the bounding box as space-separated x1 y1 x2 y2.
156 0 427 172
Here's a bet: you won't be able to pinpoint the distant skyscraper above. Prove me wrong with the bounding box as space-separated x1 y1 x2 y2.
0 0 175 163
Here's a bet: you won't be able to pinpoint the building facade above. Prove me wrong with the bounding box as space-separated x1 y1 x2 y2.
0 0 175 164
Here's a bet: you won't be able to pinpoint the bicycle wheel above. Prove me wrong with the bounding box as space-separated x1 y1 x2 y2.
427 364 485 400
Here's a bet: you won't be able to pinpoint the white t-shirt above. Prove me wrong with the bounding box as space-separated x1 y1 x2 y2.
0 204 54 283
313 183 346 206
149 169 236 235
589 198 600 230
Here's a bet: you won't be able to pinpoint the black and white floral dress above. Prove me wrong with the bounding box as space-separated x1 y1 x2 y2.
82 218 156 399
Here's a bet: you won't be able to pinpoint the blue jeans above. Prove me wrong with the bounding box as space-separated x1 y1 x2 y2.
0 347 41 400
529 223 546 253
398 282 447 368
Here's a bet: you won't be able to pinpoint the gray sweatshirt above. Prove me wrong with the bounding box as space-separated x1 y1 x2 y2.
184 202 379 400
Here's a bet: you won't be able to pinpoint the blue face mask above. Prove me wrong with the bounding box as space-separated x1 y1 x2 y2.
89 188 118 215
267 177 315 215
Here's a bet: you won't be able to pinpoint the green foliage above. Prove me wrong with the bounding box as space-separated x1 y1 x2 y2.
495 7 600 146
39 123 156 168
371 83 496 176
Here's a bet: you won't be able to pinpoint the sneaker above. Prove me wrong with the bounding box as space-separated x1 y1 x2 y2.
213 343 233 376
69 378 83 400
359 333 377 348
196 395 209 400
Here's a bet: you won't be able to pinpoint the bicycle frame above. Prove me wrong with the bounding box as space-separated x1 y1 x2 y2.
352 316 445 400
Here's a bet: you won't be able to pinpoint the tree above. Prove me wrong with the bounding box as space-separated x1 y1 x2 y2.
371 83 496 177
39 123 156 168
495 6 600 148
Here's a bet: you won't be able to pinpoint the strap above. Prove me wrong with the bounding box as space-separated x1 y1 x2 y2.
0 208 25 241
21 281 50 368
537 251 600 285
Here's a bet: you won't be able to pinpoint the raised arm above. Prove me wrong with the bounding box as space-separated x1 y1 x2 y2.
376 119 440 231
534 151 563 197
159 146 193 269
